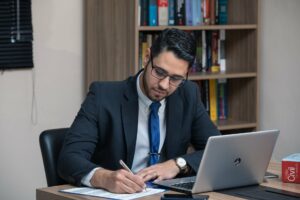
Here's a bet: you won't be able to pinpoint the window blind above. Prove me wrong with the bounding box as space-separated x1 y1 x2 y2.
0 0 33 69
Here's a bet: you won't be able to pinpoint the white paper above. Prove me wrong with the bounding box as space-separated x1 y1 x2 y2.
60 187 165 200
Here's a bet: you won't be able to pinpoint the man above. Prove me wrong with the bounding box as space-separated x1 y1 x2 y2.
58 28 220 194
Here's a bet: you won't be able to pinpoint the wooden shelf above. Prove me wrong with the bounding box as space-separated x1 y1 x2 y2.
188 72 257 80
85 0 259 133
216 119 257 131
138 24 257 31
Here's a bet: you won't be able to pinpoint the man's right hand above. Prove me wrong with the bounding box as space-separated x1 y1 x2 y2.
90 168 146 194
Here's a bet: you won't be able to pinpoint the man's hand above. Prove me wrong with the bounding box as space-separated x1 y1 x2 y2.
90 168 146 194
137 159 180 182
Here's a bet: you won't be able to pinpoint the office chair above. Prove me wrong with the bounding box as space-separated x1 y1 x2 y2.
39 128 68 186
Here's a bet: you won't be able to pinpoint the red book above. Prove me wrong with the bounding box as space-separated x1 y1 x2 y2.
158 0 168 26
282 153 300 183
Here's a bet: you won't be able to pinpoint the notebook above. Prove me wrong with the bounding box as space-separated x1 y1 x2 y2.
154 130 279 194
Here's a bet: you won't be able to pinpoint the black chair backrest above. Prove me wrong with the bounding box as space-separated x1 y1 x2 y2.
39 128 68 186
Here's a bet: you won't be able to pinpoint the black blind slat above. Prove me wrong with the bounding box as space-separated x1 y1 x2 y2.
0 0 33 69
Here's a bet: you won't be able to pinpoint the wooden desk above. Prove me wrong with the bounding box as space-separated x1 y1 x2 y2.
36 162 300 200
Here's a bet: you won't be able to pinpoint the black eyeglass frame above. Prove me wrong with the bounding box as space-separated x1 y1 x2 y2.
148 54 188 87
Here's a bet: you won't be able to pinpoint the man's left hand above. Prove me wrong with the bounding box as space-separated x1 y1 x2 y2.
136 159 180 182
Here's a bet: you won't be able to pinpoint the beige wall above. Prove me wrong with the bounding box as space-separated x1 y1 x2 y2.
0 0 300 199
260 0 300 161
0 0 84 199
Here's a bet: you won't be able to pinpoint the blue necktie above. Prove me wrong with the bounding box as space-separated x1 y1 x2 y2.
149 101 161 166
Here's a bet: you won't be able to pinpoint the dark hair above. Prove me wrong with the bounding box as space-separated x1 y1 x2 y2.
150 28 196 68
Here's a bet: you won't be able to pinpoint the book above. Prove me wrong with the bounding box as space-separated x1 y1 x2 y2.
205 31 212 72
210 0 216 25
141 34 149 68
202 80 210 114
211 31 220 72
193 31 203 72
217 79 228 120
185 0 193 26
192 0 202 26
218 0 228 24
202 0 210 25
282 153 300 183
209 79 218 121
201 30 207 72
168 0 176 25
215 0 219 24
140 0 149 26
175 0 185 25
149 0 158 26
219 30 226 72
158 0 169 26
146 34 153 47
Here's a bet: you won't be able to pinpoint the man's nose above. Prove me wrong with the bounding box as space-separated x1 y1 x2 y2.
158 76 170 90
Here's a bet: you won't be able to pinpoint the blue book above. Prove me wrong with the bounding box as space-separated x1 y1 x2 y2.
169 0 176 25
149 0 158 26
185 0 193 26
192 0 202 26
218 0 228 24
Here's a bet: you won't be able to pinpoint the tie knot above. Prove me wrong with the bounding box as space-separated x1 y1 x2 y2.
150 102 161 113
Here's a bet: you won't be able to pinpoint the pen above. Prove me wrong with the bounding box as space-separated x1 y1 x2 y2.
119 159 134 174
119 159 147 191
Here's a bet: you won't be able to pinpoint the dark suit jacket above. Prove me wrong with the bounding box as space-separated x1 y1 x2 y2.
58 71 220 186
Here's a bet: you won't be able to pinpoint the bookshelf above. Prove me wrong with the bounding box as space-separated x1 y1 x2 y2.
86 0 259 133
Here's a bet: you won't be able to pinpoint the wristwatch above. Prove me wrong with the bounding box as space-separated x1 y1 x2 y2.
175 157 188 174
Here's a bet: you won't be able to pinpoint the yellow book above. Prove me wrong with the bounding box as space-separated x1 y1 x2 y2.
209 79 218 121
141 42 148 68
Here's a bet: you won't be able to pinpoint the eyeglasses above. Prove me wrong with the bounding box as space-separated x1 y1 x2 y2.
149 54 187 87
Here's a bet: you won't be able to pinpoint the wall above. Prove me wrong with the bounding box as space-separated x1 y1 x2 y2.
0 0 299 199
0 0 84 199
260 0 300 160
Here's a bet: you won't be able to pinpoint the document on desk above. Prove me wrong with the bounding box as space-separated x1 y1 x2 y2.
60 187 165 200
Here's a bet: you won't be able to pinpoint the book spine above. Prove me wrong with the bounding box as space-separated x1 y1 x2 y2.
168 0 176 25
158 0 169 26
201 30 207 72
192 0 202 26
149 0 158 26
138 33 144 69
140 0 149 26
282 160 300 183
219 29 226 72
175 0 185 25
211 31 220 72
217 78 228 120
204 80 210 114
194 31 202 72
142 34 149 68
215 0 219 24
206 31 212 72
185 0 193 26
218 0 228 24
210 0 216 25
209 79 218 121
202 0 210 25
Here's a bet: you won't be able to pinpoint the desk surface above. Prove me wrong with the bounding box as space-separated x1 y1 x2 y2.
36 162 300 200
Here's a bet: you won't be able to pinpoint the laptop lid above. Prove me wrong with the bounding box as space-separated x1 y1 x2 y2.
154 129 279 194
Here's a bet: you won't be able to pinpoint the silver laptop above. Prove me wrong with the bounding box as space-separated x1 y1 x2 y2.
154 130 279 194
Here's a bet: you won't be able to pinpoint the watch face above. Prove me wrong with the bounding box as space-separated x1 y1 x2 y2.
177 157 186 168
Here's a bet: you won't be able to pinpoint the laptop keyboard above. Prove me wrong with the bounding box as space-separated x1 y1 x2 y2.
172 181 195 190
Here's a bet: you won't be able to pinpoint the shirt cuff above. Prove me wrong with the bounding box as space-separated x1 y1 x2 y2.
81 167 101 187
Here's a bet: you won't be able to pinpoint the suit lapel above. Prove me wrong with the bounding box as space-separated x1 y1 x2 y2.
165 90 184 159
121 75 139 168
